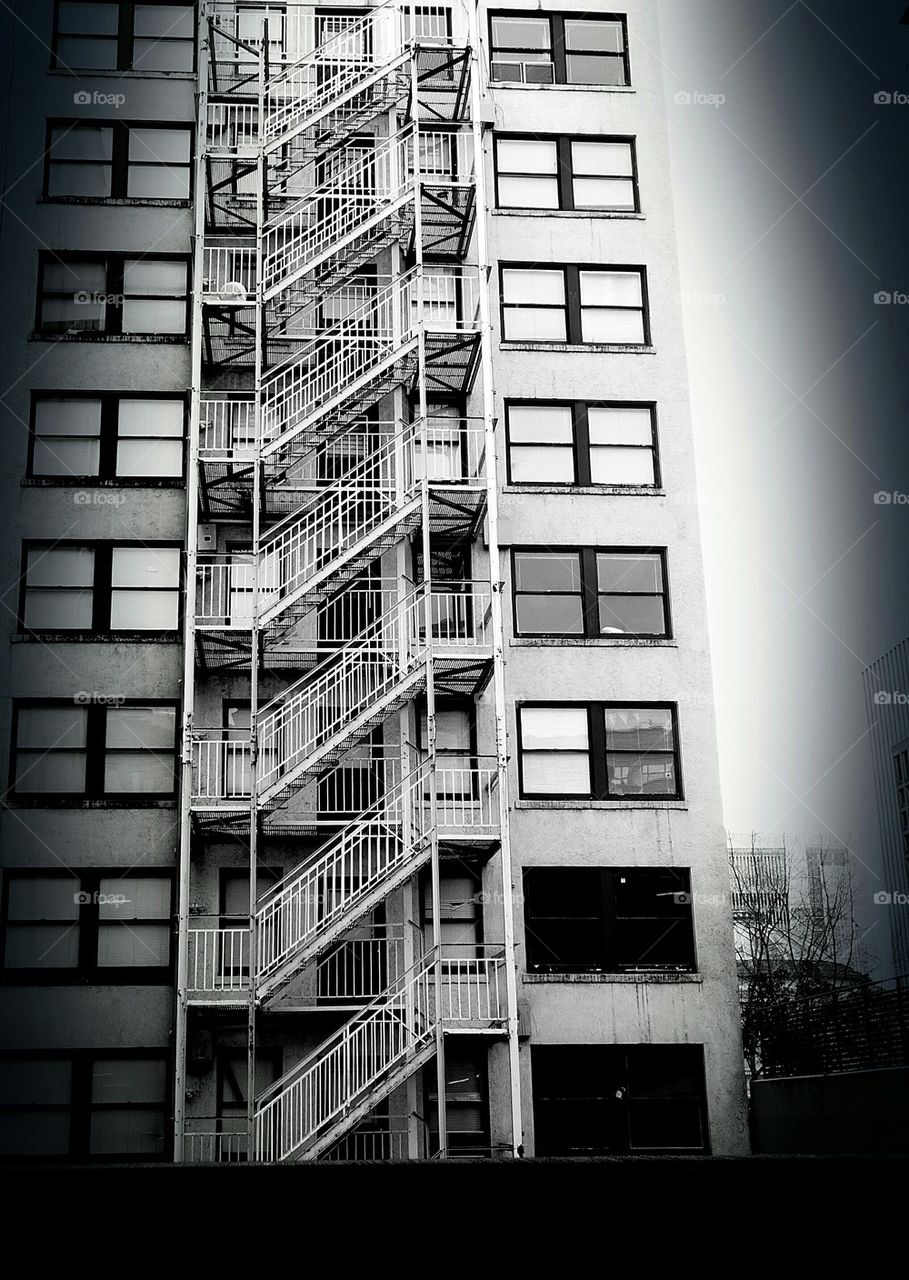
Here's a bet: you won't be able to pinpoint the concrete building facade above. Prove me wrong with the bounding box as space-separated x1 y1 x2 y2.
865 641 909 979
0 0 748 1163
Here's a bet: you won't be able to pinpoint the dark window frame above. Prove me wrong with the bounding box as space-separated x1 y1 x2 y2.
494 133 640 213
0 1047 172 1163
0 867 175 984
35 251 191 339
424 1040 492 1157
516 700 683 802
9 698 180 805
499 262 651 346
51 1 197 74
511 546 671 639
488 10 631 87
44 119 193 203
522 866 696 974
27 390 187 483
19 539 184 637
504 399 660 489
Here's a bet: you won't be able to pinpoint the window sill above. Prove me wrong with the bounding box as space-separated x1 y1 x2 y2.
503 485 665 496
47 68 197 81
0 970 175 986
500 342 656 355
510 637 677 648
489 82 635 94
41 197 192 209
22 478 186 488
523 972 702 985
514 799 687 811
494 209 644 220
30 333 188 344
12 633 182 644
6 798 178 810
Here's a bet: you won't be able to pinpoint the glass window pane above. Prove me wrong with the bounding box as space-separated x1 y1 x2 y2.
111 548 180 588
581 308 645 344
42 260 105 293
597 553 662 594
510 446 575 484
605 708 674 752
503 269 564 305
106 706 175 749
56 34 118 67
132 37 194 71
97 923 170 967
497 139 557 174
498 175 559 209
565 20 624 52
7 876 80 920
127 165 190 199
42 298 105 333
516 595 585 635
588 406 653 446
122 299 185 334
522 707 589 751
123 260 187 296
0 1058 72 1104
492 17 551 49
0 1112 71 1156
504 308 566 342
58 3 119 34
32 438 101 476
110 590 179 630
128 128 191 164
508 405 573 443
607 753 677 797
104 752 174 793
116 438 183 476
24 590 94 631
48 164 113 198
571 141 633 177
599 596 666 636
522 752 590 794
567 54 627 86
134 5 194 38
573 177 635 210
27 547 94 587
580 271 642 307
515 552 581 592
4 924 80 967
35 398 102 437
99 877 170 919
14 752 86 793
17 707 87 748
118 399 184 437
92 1057 167 1102
51 126 113 161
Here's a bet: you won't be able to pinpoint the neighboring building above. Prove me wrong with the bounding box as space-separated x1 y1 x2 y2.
0 0 748 1163
864 641 909 978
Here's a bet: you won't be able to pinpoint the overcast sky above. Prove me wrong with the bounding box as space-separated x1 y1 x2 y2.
657 0 909 971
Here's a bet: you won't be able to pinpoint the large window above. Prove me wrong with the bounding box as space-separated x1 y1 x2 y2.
500 265 649 345
36 254 189 337
1 871 173 977
505 401 659 488
0 1052 169 1160
52 2 195 72
512 548 669 638
45 122 192 200
21 543 181 634
532 1046 708 1156
523 868 695 973
495 135 638 212
517 703 682 800
489 12 629 86
10 701 178 800
29 393 185 480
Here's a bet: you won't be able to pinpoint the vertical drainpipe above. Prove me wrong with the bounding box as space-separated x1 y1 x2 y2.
173 0 211 1165
465 0 523 1157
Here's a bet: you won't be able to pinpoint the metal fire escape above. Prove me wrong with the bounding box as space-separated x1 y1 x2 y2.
174 1 522 1163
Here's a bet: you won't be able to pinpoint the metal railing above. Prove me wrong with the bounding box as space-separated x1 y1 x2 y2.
323 1127 412 1161
315 923 412 1002
186 917 251 994
184 1123 248 1164
203 245 257 300
199 394 257 459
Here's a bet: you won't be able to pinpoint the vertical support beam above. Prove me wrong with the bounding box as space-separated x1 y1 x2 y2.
466 0 524 1158
173 0 211 1165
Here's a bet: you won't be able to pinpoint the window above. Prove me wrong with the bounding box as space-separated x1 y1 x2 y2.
523 868 695 973
21 543 181 633
52 2 195 72
10 701 178 800
495 135 638 212
500 265 649 345
512 548 669 638
422 872 482 954
0 1052 169 1160
425 1044 490 1157
1 871 172 977
29 394 185 480
505 401 659 488
46 122 192 200
36 254 189 337
489 13 629 86
517 703 682 800
532 1046 707 1156
896 747 909 864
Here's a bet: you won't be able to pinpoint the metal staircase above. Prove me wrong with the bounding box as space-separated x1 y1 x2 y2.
177 1 521 1165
